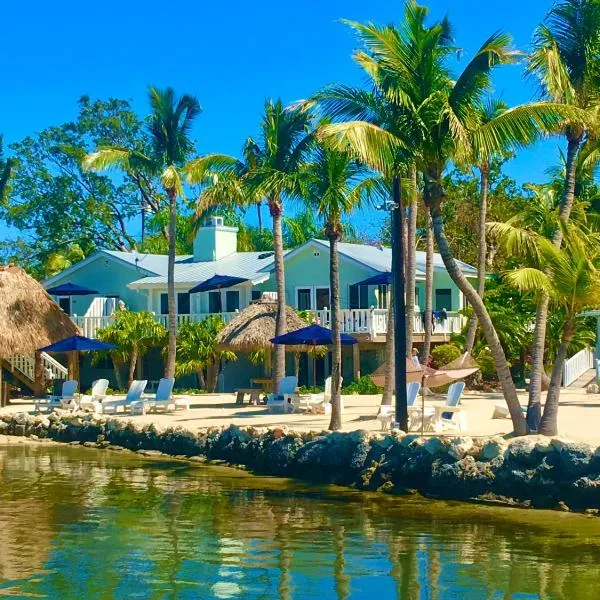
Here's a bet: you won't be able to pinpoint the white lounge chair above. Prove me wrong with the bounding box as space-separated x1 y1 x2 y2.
130 378 176 415
35 379 78 412
377 381 421 431
101 380 148 415
266 376 298 414
304 376 344 415
433 381 467 433
78 379 109 413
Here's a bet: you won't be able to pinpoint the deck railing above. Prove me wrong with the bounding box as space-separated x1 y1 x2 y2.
563 347 595 387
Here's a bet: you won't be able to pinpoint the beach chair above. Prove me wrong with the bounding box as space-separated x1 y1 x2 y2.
433 381 466 433
78 379 109 413
305 376 344 415
35 379 78 412
101 380 148 414
376 381 421 431
130 378 176 415
266 376 298 414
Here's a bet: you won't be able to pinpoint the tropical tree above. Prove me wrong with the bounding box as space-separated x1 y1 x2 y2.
83 87 201 379
317 1 574 435
421 210 434 362
186 99 313 389
175 318 237 392
304 142 382 430
0 135 13 201
96 310 167 386
526 0 600 415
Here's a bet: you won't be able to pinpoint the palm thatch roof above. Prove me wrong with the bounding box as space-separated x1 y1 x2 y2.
216 299 306 352
0 265 78 358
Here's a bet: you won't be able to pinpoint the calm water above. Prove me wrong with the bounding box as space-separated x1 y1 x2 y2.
0 445 599 599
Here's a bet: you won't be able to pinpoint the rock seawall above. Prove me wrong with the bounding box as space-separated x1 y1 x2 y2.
2 412 600 512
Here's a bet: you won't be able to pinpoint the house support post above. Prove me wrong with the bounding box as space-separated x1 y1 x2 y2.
34 351 44 397
352 344 360 382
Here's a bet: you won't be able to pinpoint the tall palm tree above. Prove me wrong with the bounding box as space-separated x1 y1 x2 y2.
84 87 201 379
304 142 381 430
187 100 313 389
421 210 434 362
0 135 13 201
317 1 574 435
526 0 600 416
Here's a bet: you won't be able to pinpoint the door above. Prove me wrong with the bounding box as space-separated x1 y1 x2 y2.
208 291 222 313
297 288 312 310
315 287 330 310
435 289 452 311
58 297 71 315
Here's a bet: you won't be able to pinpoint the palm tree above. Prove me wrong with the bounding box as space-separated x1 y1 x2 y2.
316 2 574 435
175 318 237 392
84 86 201 380
525 0 600 415
0 135 13 201
421 210 434 363
304 142 381 430
187 100 313 389
463 99 509 353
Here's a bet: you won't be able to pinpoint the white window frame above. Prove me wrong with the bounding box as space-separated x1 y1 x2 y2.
294 286 331 310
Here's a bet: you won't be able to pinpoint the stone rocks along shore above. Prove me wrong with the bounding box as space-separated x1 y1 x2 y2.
2 411 600 513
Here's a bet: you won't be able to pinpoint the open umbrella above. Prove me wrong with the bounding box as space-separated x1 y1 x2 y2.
39 335 116 392
271 324 357 387
46 282 99 296
189 274 248 294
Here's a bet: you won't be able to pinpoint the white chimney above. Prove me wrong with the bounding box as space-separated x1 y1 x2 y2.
193 216 238 262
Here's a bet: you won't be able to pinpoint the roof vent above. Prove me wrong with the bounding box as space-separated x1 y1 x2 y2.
258 251 274 260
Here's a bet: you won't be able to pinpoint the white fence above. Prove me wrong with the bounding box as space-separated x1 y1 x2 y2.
563 348 595 387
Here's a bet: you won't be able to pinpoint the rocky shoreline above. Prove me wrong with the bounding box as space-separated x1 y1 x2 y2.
2 411 600 513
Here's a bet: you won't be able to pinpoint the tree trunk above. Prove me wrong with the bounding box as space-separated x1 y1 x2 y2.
165 187 177 379
294 353 300 381
128 346 138 387
464 163 489 353
381 292 395 405
112 357 124 390
428 195 527 435
207 362 219 393
270 199 287 390
528 133 582 420
328 230 343 431
196 368 206 390
538 320 574 436
421 210 434 363
256 201 263 231
405 164 418 356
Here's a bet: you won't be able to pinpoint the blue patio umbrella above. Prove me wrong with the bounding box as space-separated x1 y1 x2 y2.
354 272 392 286
189 274 248 293
46 282 99 296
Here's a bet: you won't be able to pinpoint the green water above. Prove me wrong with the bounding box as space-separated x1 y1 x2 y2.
0 445 599 599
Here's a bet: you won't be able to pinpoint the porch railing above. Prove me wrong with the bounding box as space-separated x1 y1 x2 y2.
563 347 595 387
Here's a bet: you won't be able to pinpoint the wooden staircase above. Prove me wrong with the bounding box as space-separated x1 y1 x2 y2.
2 353 68 393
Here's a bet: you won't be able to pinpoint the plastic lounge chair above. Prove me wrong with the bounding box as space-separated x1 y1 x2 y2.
266 376 298 414
78 379 109 413
377 382 421 430
35 379 78 412
433 381 466 433
306 376 344 415
102 380 148 415
130 378 176 415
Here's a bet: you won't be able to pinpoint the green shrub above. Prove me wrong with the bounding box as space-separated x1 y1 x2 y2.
431 343 461 369
476 347 497 378
298 385 323 394
342 375 383 395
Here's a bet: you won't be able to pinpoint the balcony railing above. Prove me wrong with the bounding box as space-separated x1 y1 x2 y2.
71 309 464 340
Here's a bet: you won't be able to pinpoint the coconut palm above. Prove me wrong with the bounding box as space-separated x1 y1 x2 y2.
83 87 201 379
316 2 575 435
304 142 382 430
421 210 434 363
186 100 313 388
526 0 600 413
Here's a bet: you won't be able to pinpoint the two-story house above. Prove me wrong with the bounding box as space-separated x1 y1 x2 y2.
43 216 476 389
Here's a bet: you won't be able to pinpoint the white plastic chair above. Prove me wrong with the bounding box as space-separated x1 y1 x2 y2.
377 381 421 430
78 379 109 412
308 376 344 415
102 380 148 414
433 381 467 433
130 378 176 415
35 379 78 412
266 376 298 414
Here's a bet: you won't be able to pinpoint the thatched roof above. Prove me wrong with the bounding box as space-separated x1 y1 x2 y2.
0 265 78 358
216 299 306 352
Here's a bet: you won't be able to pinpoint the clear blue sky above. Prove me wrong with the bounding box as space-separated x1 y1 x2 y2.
2 0 562 241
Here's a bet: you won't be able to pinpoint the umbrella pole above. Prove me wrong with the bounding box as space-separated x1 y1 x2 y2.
313 354 316 389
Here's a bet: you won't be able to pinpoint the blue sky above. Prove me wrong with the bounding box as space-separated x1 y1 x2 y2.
2 0 562 241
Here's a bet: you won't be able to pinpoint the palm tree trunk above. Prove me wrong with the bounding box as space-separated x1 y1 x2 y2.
128 346 138 386
256 201 263 230
165 187 177 379
528 134 582 419
421 211 434 362
270 199 287 390
464 163 489 353
112 357 124 390
207 362 219 393
429 195 527 435
381 292 395 405
405 165 418 356
328 230 343 431
538 320 574 436
196 369 206 390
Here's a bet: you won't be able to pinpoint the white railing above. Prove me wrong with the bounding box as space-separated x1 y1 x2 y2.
563 347 595 387
7 352 68 382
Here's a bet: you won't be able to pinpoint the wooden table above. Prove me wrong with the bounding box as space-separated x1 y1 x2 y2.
251 378 273 393
235 388 262 405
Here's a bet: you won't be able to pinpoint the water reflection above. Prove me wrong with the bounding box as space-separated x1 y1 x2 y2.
0 445 599 598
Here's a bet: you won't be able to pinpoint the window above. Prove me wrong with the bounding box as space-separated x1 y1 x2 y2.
177 292 190 315
297 288 312 310
315 288 330 310
160 293 168 315
226 290 240 312
377 284 388 309
435 289 452 311
58 297 71 315
359 286 369 309
251 290 262 301
208 291 222 314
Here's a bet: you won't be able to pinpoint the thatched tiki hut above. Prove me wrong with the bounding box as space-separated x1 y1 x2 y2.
216 298 306 388
0 265 78 400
